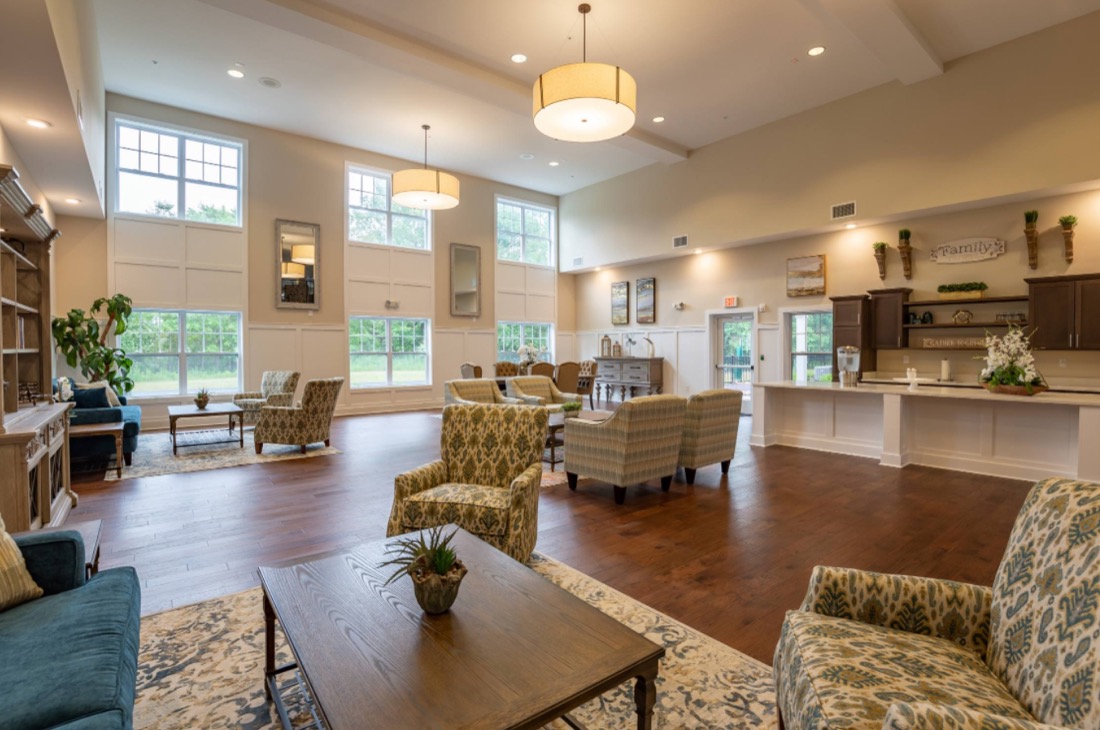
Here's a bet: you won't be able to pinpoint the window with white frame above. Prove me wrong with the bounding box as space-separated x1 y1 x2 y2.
789 311 833 383
347 168 430 250
349 317 430 387
114 120 242 226
496 322 553 363
496 198 554 266
120 310 242 396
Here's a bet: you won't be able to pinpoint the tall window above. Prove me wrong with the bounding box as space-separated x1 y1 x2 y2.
497 322 553 363
496 198 554 266
114 120 242 225
789 312 833 382
347 168 430 250
120 310 242 395
349 317 430 387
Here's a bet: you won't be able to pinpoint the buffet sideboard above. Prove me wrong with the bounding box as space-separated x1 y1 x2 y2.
593 357 664 401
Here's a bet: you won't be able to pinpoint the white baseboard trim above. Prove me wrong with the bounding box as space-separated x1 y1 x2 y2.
908 449 1057 483
773 432 881 460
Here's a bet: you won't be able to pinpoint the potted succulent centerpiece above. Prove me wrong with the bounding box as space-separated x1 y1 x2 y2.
872 242 888 280
1059 215 1077 263
194 388 210 410
1024 210 1039 269
979 325 1047 396
897 229 913 279
382 526 468 615
561 400 583 418
937 282 988 300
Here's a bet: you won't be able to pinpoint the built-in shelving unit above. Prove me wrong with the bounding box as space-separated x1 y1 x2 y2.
904 321 1028 329
904 295 1028 308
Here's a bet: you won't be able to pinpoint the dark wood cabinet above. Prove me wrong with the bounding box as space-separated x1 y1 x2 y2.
869 288 912 350
1027 274 1100 350
830 295 874 380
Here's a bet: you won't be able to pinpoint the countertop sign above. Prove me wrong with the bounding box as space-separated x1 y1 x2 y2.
930 238 1006 263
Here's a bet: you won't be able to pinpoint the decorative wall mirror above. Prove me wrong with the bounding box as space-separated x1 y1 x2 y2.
450 243 481 317
276 219 320 310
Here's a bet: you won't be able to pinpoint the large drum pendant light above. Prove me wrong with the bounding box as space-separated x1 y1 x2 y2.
392 125 460 210
533 4 636 142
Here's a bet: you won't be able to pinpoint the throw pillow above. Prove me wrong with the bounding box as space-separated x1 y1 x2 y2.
75 381 121 407
73 387 111 409
0 515 44 612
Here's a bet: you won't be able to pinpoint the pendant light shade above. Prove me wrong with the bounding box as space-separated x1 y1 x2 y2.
281 262 306 279
290 244 315 265
533 4 636 142
392 125 460 210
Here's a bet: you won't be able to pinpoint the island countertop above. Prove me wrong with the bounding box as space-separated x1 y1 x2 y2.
756 380 1100 408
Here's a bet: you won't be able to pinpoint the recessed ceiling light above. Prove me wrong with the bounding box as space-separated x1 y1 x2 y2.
548 161 560 167
653 116 665 123
845 223 857 229
808 46 826 57
227 68 245 79
511 53 527 64
64 198 81 205
520 153 535 160
25 118 51 129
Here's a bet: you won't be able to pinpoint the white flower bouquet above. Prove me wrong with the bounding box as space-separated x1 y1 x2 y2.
979 326 1046 394
516 344 539 367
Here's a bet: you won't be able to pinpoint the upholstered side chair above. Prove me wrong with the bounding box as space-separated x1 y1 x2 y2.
443 379 522 406
459 362 482 378
774 476 1100 730
555 361 581 394
576 360 598 409
529 361 555 378
387 404 548 562
254 377 343 454
564 394 687 504
234 370 300 425
678 389 743 484
507 375 580 412
494 361 519 377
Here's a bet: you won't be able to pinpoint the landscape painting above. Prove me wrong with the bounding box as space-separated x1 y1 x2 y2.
611 281 629 325
786 255 826 297
637 277 656 323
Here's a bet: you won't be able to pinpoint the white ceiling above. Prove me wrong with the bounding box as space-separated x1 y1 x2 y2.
11 0 1100 210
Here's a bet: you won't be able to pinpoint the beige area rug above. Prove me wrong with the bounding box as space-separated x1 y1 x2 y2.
134 552 777 729
103 431 340 481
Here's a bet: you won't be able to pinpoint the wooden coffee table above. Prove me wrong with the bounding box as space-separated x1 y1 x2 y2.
544 409 613 471
258 527 664 729
167 403 244 456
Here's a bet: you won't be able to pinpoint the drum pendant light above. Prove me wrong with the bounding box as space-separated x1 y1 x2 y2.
392 125 460 210
533 4 637 142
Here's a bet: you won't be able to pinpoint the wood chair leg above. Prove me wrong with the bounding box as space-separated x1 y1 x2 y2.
661 475 673 492
684 468 696 485
255 443 263 454
613 485 626 504
324 438 330 447
300 445 307 454
567 472 578 491
721 459 731 474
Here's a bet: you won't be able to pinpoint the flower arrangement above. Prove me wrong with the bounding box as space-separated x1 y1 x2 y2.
979 326 1046 395
517 344 539 367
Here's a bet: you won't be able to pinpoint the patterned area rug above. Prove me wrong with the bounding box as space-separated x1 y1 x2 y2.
135 552 777 729
102 431 341 481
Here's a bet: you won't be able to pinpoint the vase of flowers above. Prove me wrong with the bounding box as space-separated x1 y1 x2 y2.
517 344 539 375
979 326 1047 396
381 526 467 615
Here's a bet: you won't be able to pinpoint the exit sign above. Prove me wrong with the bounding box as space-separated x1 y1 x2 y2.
724 296 739 308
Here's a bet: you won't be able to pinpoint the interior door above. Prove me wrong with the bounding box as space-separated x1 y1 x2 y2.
715 313 754 415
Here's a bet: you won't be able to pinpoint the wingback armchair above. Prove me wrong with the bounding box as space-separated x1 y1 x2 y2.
234 370 300 425
254 377 343 454
494 361 519 377
678 389 742 484
774 476 1100 730
387 404 548 562
564 394 687 504
444 379 522 406
506 375 581 412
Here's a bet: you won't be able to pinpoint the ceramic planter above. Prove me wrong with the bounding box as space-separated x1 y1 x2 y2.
1062 227 1075 263
194 396 209 410
411 559 468 615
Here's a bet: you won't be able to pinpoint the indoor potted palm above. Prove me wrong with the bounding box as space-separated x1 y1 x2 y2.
872 242 888 280
1059 215 1076 263
382 526 468 615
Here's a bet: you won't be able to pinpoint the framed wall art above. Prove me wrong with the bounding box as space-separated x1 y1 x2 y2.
786 255 826 297
637 277 656 324
611 281 629 325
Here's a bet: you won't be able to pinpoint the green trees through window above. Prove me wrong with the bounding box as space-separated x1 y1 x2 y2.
349 317 430 387
120 310 241 395
496 199 553 266
348 169 430 250
790 312 833 382
496 322 552 362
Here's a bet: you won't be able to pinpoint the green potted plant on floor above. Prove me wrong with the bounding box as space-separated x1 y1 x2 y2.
382 526 468 614
872 242 888 280
51 293 135 396
1024 210 1039 269
1059 215 1076 263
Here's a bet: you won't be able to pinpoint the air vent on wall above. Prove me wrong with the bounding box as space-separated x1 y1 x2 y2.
672 234 688 249
572 256 584 267
831 201 856 220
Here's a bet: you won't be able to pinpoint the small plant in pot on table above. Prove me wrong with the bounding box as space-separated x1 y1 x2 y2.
382 526 468 615
561 401 583 418
194 387 210 410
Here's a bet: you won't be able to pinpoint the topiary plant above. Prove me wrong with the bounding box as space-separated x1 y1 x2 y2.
51 293 135 394
872 241 887 251
1059 215 1077 229
1024 210 1039 225
898 229 911 241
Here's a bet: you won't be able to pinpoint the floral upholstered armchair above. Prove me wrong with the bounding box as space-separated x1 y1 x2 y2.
234 370 300 425
506 375 581 413
443 379 522 406
254 377 343 454
774 476 1100 730
387 404 548 562
564 394 686 504
678 389 742 484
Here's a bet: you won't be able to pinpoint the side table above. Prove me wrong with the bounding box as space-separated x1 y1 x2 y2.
70 422 125 478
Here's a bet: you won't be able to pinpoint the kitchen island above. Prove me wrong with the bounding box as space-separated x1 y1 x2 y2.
750 381 1100 482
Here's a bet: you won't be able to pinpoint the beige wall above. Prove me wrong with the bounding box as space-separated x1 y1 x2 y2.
560 12 1100 271
52 213 107 314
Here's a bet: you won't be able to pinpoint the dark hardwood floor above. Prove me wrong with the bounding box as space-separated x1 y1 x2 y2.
70 411 1031 665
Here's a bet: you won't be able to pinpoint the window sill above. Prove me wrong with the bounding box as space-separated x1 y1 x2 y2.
350 384 433 393
112 212 244 232
495 258 556 270
346 240 432 255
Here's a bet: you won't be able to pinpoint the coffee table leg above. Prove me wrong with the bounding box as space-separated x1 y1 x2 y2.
633 664 659 730
171 416 178 456
115 432 123 478
238 414 244 449
264 592 275 700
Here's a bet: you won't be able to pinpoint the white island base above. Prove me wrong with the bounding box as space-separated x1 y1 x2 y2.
750 382 1100 482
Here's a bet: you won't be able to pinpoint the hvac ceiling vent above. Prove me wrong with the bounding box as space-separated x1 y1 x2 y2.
672 234 689 249
572 256 584 267
831 201 856 220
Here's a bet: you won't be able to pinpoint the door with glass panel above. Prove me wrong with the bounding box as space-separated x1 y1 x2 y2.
714 314 754 415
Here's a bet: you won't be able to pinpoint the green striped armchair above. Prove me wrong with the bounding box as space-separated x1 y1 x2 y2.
678 389 742 484
234 370 299 425
506 375 581 413
387 404 548 562
774 477 1100 730
564 394 687 504
443 379 522 406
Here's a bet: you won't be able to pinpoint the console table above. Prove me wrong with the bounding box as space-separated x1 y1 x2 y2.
593 357 664 401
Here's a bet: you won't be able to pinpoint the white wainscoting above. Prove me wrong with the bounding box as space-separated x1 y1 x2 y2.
495 260 556 323
345 243 433 317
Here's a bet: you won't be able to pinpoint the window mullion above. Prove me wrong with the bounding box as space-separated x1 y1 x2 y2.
387 320 395 387
177 136 186 220
178 312 187 396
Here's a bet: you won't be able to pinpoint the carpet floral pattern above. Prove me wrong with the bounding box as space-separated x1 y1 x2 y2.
134 552 777 729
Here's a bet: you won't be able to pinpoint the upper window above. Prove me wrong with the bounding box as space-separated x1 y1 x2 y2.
789 311 833 383
347 168 430 250
120 310 242 396
496 198 554 266
497 322 553 363
349 316 431 388
114 120 243 226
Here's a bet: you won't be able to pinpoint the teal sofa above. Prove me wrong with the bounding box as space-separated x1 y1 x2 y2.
57 381 142 466
0 531 141 729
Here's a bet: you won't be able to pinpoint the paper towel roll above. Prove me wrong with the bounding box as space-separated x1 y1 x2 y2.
941 359 951 382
